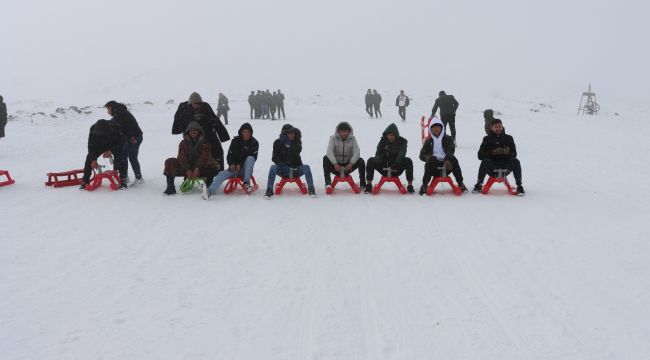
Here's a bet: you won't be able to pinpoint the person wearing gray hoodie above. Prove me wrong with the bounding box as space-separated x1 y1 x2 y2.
323 122 366 190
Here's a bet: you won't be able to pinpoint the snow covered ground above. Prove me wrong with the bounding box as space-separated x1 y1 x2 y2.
0 93 648 359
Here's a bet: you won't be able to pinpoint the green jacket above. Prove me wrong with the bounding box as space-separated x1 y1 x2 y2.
374 123 408 166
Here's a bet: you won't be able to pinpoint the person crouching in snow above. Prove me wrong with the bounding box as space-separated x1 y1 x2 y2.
163 122 220 195
80 119 128 190
472 118 525 195
202 123 259 199
418 118 468 195
264 124 316 198
365 123 415 194
323 121 365 192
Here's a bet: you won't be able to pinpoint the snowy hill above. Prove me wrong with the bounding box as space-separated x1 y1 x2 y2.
0 93 648 360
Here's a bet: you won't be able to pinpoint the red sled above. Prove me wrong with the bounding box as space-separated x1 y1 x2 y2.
372 176 407 195
427 177 462 196
85 170 121 191
482 176 518 195
421 116 434 144
0 170 16 187
326 175 360 194
45 169 85 188
275 176 308 195
223 176 258 194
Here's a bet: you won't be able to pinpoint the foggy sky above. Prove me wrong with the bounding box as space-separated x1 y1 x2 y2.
1 0 647 102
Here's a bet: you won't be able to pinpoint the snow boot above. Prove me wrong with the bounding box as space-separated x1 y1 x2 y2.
472 183 482 194
364 183 373 194
79 180 89 190
130 177 144 187
201 185 211 200
264 188 273 199
308 187 317 198
163 176 176 195
407 184 415 194
419 184 427 195
118 178 128 190
458 182 468 193
516 185 525 196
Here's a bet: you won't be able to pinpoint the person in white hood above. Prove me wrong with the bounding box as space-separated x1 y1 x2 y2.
418 118 467 194
323 122 366 190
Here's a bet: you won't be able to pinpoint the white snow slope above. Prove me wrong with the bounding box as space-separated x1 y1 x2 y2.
0 94 648 360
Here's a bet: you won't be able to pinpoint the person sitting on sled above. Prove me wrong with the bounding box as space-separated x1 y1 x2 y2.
264 124 316 198
364 123 415 194
163 122 220 195
472 118 525 195
80 119 128 190
202 123 259 199
418 118 468 195
323 121 365 192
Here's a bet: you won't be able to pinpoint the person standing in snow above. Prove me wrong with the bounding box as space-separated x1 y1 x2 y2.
364 123 415 194
104 101 144 186
0 95 7 140
372 89 382 118
216 92 230 125
172 92 230 169
431 90 459 142
248 91 256 119
270 91 278 120
483 109 495 135
163 122 221 195
418 118 468 194
395 90 410 121
323 122 366 191
80 119 128 190
203 123 259 199
364 89 374 118
264 124 316 198
472 118 525 195
276 89 286 120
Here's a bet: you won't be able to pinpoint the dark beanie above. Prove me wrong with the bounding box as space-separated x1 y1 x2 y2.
490 118 503 126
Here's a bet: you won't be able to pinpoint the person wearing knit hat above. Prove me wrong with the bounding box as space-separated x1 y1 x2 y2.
264 124 316 198
472 118 525 195
172 92 230 169
418 117 468 194
323 121 365 191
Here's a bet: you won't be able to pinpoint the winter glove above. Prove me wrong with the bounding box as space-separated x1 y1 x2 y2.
444 160 453 172
229 164 237 172
492 148 504 156
344 164 353 172
503 147 510 155
334 163 341 173
424 154 432 161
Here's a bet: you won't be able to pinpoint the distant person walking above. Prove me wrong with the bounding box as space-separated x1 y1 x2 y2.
431 90 459 142
248 91 256 119
0 95 7 140
364 89 373 118
372 89 382 118
276 89 286 119
216 93 230 125
395 90 410 121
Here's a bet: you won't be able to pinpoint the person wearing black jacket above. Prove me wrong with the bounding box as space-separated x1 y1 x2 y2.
203 123 259 199
276 89 286 119
270 91 278 120
264 124 316 198
216 93 230 125
172 92 230 168
105 101 144 185
248 91 256 119
0 95 7 140
80 119 128 190
431 90 459 141
364 89 374 118
372 89 382 118
365 123 415 194
418 118 467 194
395 90 410 121
472 118 524 195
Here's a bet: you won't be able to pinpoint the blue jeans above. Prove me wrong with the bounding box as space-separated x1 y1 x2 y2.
207 156 256 194
266 164 314 191
124 135 143 178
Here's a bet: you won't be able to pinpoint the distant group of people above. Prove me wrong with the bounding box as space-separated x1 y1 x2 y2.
248 90 286 120
365 89 383 118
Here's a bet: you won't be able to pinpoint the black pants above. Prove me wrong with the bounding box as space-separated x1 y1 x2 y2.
477 158 522 185
83 143 127 183
373 103 382 118
366 157 413 183
422 157 464 185
441 113 456 140
210 140 225 171
278 104 285 119
163 158 219 187
398 106 406 121
322 156 366 185
216 110 228 125
249 105 254 119
365 104 373 117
